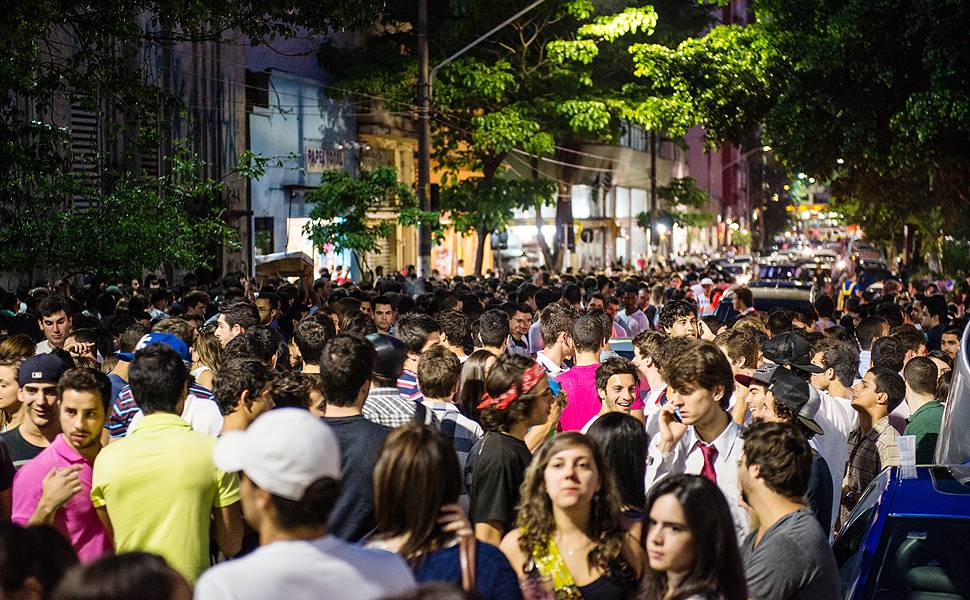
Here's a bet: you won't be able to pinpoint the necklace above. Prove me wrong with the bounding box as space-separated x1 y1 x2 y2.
556 535 593 557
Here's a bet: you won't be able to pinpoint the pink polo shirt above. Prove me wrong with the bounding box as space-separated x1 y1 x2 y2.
12 434 112 562
558 364 644 432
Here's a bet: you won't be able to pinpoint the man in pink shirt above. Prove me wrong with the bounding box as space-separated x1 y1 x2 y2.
558 314 644 431
12 367 113 561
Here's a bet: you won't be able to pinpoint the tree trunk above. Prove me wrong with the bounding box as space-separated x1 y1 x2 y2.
531 157 559 270
474 225 488 276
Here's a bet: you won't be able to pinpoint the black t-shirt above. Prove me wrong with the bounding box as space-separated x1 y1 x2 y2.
466 432 533 533
322 415 391 542
0 427 46 470
0 438 14 491
807 451 834 536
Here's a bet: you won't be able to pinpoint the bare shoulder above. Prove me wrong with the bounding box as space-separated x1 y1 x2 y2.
499 528 528 577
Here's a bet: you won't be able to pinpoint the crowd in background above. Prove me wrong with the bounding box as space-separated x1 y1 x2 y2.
0 263 964 600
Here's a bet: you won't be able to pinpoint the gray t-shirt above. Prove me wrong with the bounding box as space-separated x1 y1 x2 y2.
741 508 840 600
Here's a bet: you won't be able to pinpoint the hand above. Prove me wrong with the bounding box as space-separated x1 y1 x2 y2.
657 403 688 451
65 342 95 358
40 466 83 511
437 503 473 539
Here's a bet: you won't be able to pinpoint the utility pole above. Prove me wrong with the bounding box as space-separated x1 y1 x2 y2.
649 130 658 258
416 0 432 278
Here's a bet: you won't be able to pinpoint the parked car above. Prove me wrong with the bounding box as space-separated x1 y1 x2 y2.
836 320 970 599
834 465 970 599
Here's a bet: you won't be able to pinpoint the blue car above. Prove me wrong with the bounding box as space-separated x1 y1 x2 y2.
834 465 970 599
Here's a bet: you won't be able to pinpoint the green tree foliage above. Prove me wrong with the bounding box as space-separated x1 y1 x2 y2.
0 142 246 278
322 0 709 272
1 0 385 279
628 0 970 260
303 167 439 272
636 176 713 232
440 177 556 275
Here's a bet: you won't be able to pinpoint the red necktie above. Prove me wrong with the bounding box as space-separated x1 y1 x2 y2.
696 442 719 484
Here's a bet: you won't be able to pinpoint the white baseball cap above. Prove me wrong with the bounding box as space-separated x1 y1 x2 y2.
214 408 341 501
701 277 714 286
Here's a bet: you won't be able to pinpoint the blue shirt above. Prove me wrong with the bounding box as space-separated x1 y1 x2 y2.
414 541 523 600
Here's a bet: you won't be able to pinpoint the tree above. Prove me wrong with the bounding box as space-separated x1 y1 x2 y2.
636 176 713 252
1 0 387 280
628 0 970 264
303 167 439 275
440 178 555 275
322 0 712 272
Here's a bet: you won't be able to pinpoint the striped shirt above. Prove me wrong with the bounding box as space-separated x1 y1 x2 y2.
396 369 423 403
104 382 216 439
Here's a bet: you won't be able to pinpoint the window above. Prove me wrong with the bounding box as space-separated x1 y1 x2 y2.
868 517 970 598
254 217 274 256
834 470 890 592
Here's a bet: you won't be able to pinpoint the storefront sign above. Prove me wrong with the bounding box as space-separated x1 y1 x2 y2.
305 148 344 173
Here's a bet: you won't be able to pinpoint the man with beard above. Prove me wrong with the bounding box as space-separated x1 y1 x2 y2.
12 368 113 561
1 354 69 469
738 421 840 600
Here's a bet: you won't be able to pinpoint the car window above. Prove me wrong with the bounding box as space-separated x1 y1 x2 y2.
834 472 890 584
867 517 970 598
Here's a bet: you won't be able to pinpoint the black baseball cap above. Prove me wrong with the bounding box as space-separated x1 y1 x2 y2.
17 353 69 386
765 366 823 435
763 332 824 373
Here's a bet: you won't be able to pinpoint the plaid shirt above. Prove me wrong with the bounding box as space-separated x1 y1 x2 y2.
363 387 438 429
421 400 483 473
842 416 900 522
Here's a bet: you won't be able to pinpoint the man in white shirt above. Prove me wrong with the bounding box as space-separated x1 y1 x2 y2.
35 295 73 354
632 330 669 419
195 409 415 599
645 340 748 537
618 283 650 336
581 357 638 433
534 303 578 377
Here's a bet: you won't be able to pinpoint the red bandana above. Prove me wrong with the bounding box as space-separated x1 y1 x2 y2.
478 361 547 410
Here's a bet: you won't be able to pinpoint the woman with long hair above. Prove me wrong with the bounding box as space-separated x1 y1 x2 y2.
468 354 553 546
500 432 644 599
370 423 523 600
191 327 221 390
455 349 498 421
639 475 747 600
586 412 647 542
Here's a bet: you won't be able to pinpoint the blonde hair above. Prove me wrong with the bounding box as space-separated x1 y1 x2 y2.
194 328 222 373
0 357 25 431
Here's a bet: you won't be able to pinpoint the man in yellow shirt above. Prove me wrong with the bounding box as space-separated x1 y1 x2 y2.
91 343 242 582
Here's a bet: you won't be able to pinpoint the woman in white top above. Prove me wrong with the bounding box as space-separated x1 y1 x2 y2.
190 327 221 391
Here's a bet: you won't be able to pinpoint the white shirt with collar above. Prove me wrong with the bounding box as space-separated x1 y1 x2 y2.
536 350 565 377
646 418 748 538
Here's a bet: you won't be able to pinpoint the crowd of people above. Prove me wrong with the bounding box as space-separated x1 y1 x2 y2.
0 264 964 600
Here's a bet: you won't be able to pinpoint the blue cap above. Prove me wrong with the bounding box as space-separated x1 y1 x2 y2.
18 354 70 386
135 332 191 363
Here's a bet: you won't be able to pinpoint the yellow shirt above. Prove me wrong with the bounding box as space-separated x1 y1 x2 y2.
91 412 239 582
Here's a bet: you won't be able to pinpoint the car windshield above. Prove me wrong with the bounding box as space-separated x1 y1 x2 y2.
866 517 970 598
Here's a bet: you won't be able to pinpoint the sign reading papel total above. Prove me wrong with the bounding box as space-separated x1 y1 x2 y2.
305 148 344 173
